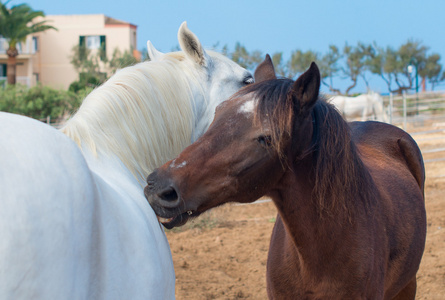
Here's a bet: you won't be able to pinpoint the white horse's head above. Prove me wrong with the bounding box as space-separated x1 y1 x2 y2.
63 21 253 184
147 22 254 140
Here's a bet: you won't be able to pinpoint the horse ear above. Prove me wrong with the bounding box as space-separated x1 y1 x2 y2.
147 40 164 61
290 62 320 113
178 21 207 66
254 54 277 83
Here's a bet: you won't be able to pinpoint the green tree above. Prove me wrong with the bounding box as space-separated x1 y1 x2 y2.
68 44 106 92
364 44 397 93
231 42 263 71
271 52 286 77
222 40 443 95
0 84 82 121
391 40 428 94
287 49 319 79
108 48 139 74
341 43 368 95
418 53 444 91
0 1 56 85
70 44 103 75
69 45 139 92
319 45 341 94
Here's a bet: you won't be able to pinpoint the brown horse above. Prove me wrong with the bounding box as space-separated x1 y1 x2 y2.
145 55 427 299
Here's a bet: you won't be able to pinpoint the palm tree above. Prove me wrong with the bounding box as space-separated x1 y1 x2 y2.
0 1 56 85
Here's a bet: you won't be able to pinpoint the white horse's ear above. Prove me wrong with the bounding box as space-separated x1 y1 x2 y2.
178 21 207 66
147 40 164 61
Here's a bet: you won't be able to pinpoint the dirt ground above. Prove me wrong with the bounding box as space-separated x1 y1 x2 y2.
165 122 445 300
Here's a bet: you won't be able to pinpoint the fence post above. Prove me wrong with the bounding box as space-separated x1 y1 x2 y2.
402 91 407 131
389 93 393 124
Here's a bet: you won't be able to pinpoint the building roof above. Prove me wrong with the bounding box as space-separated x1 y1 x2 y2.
45 14 137 29
105 16 137 28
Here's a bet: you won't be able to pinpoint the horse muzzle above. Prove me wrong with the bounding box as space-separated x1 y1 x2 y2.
144 169 197 229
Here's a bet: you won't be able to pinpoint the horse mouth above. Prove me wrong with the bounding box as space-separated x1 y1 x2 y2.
157 216 175 224
156 210 200 229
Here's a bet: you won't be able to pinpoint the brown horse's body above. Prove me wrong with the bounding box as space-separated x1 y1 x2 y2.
267 121 425 299
145 56 426 299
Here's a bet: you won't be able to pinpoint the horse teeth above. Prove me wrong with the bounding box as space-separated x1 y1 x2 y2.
157 216 174 223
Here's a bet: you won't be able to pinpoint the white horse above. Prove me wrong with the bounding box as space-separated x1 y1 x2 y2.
330 91 387 122
0 22 252 299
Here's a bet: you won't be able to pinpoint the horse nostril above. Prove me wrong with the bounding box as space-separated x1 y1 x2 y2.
158 186 178 202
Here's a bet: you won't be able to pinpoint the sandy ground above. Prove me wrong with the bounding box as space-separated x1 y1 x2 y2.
165 122 445 300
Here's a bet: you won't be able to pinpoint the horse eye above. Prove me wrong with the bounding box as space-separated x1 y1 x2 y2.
243 76 254 85
257 135 272 147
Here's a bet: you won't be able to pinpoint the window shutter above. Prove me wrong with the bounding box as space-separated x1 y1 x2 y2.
32 37 39 53
79 36 86 60
100 35 106 61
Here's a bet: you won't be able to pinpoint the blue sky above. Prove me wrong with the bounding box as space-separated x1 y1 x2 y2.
27 0 445 93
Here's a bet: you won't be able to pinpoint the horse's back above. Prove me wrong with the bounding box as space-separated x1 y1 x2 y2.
350 121 425 191
0 112 97 298
350 121 426 298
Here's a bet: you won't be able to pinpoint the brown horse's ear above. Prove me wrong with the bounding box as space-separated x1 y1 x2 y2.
290 62 320 113
254 54 277 83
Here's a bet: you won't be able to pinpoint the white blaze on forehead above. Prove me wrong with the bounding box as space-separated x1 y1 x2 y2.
238 100 256 115
169 159 187 169
176 161 187 168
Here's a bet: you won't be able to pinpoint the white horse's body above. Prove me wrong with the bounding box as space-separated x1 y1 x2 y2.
330 92 387 122
1 112 172 299
0 22 252 299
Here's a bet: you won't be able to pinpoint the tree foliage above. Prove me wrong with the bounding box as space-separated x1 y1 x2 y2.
69 45 139 92
0 1 56 84
231 42 263 71
0 84 82 121
222 40 444 95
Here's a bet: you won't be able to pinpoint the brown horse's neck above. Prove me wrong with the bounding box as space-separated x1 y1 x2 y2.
268 152 373 278
267 100 377 277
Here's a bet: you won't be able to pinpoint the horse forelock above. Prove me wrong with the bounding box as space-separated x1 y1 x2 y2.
61 57 199 185
248 79 295 158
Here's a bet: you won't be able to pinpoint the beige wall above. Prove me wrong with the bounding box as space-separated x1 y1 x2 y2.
0 14 137 89
33 14 137 89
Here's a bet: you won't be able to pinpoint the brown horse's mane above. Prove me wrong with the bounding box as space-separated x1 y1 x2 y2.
310 98 376 218
239 78 376 218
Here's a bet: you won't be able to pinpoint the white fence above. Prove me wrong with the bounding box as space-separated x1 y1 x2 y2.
384 92 445 130
382 92 445 166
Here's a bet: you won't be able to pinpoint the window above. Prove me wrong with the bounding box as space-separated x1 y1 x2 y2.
32 37 38 53
0 64 6 77
99 36 106 61
79 35 106 61
86 36 100 49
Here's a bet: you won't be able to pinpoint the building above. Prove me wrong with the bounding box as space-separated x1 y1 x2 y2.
0 14 139 89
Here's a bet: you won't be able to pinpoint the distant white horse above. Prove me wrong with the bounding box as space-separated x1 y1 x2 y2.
0 22 252 299
330 91 387 122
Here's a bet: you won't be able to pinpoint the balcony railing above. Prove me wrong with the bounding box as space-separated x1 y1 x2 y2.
0 37 37 55
0 76 31 87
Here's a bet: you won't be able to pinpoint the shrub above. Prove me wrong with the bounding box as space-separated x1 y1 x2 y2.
0 84 83 122
69 73 106 93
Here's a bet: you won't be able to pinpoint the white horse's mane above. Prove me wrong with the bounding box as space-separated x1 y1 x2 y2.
61 53 201 184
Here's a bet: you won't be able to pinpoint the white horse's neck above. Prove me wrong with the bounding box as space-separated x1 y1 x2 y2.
61 57 201 186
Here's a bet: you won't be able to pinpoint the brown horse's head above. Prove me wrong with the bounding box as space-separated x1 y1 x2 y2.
145 55 321 228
